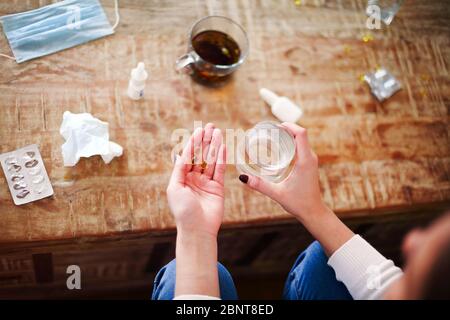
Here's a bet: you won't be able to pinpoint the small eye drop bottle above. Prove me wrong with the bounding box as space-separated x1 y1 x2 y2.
259 88 303 123
127 62 148 100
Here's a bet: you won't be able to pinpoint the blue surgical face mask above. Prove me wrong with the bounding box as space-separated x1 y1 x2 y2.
0 0 119 63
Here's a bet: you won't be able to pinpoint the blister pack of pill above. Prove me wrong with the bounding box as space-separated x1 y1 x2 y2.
364 68 402 102
0 144 54 205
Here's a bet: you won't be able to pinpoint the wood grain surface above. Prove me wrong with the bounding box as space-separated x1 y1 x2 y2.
0 0 449 243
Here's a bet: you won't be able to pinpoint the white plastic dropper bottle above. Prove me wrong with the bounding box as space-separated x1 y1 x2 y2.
259 88 303 123
127 62 148 100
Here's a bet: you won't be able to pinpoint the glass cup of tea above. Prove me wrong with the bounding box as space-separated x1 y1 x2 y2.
236 121 296 183
175 16 249 83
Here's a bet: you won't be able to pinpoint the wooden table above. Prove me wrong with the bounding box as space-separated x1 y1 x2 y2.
0 0 449 243
1 0 449 299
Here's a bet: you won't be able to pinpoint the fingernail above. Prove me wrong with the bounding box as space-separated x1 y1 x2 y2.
239 174 248 184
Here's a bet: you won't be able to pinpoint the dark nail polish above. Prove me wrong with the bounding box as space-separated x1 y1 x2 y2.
239 174 248 184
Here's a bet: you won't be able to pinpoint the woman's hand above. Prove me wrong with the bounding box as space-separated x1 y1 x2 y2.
167 123 227 238
238 123 354 256
239 123 327 223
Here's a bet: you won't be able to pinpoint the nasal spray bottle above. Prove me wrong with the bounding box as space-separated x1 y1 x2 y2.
259 88 303 123
127 62 148 100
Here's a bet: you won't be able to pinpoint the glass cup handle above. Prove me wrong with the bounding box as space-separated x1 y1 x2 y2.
175 52 195 74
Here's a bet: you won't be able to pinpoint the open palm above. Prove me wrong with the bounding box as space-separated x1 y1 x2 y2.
167 124 226 237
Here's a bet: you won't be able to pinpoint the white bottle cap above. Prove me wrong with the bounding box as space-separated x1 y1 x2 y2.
259 88 279 106
131 62 148 83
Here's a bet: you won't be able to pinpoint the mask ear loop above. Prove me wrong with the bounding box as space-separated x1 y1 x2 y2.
112 0 120 31
0 53 15 60
0 21 15 60
1 0 121 61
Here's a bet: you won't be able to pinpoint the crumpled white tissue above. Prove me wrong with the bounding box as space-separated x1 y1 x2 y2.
60 111 123 167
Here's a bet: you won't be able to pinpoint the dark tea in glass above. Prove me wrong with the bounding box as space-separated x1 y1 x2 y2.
175 16 249 84
192 30 241 66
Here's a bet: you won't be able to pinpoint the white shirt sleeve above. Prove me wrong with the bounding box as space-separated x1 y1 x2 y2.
328 235 403 300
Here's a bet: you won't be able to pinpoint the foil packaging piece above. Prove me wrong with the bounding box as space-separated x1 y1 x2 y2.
366 0 404 25
364 68 402 102
0 144 54 205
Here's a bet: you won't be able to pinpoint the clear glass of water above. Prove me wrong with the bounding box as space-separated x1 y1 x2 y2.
236 121 296 183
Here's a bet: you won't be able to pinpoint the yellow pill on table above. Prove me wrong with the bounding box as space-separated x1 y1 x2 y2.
359 74 365 82
362 34 374 42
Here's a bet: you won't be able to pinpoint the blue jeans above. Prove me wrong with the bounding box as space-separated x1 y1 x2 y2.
151 259 239 300
283 241 352 300
152 241 351 300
